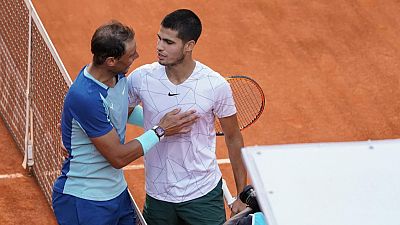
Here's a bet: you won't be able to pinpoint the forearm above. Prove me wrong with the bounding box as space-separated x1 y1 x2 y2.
91 128 159 169
225 134 247 195
109 139 144 169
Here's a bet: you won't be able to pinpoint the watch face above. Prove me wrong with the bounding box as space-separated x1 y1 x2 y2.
155 126 165 136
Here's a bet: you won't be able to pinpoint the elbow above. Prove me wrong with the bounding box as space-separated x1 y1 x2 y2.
225 134 244 150
109 158 126 169
223 126 242 139
111 164 124 170
225 132 243 143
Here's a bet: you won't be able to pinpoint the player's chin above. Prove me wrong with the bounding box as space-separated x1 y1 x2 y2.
158 60 167 66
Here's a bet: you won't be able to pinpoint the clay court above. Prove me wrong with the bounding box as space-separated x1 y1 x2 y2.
1 0 400 224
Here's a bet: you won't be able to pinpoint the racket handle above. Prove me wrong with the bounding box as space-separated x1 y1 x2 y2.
222 179 236 207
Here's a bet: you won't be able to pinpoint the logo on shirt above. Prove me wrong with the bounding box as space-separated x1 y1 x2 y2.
168 92 179 96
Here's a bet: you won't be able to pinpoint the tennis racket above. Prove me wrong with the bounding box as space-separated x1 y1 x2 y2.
215 75 265 136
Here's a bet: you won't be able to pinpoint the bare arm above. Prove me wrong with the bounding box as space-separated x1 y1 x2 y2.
219 114 247 216
91 129 143 169
92 108 199 169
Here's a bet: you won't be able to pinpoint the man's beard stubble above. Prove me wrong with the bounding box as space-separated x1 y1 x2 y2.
159 53 185 67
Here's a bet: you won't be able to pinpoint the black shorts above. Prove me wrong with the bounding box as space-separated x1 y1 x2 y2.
143 179 226 225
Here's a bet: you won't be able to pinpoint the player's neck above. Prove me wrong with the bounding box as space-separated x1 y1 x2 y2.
87 64 116 87
165 59 196 85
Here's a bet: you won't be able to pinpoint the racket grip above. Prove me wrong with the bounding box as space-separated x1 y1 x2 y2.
222 179 236 207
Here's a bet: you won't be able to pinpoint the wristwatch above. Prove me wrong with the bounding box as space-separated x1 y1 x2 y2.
152 125 165 141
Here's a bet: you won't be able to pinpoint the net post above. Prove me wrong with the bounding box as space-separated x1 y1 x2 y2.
22 4 34 172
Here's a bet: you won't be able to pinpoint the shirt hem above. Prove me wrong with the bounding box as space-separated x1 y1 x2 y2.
147 176 222 203
55 184 128 201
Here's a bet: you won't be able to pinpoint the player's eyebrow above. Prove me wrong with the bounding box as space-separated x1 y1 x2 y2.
157 34 175 44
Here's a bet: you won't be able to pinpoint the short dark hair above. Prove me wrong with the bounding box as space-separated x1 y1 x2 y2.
161 9 202 43
91 20 135 65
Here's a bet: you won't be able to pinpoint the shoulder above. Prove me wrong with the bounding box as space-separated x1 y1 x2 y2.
66 73 106 111
194 61 228 87
128 62 164 79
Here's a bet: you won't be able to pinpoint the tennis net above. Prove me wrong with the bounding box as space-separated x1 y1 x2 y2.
0 0 71 204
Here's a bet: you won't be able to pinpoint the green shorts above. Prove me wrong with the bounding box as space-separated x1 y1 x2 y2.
143 179 226 225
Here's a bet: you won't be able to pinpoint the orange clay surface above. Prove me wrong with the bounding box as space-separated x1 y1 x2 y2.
1 0 400 224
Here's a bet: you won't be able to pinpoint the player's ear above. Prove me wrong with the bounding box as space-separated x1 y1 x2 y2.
184 40 196 52
104 57 117 66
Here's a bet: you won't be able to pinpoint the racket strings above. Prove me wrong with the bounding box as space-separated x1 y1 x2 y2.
231 79 263 129
215 76 265 135
230 80 249 128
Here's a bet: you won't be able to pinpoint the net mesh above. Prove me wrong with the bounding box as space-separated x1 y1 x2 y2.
0 1 146 224
0 0 68 205
30 22 70 204
0 0 29 153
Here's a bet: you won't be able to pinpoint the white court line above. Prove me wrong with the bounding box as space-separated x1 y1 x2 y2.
0 173 25 179
0 158 231 179
123 164 144 170
123 158 231 171
216 158 231 164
